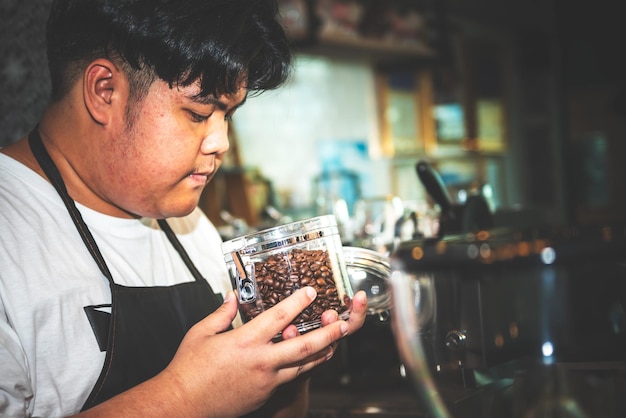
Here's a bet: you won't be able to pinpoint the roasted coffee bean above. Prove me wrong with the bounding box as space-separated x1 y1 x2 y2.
240 248 346 326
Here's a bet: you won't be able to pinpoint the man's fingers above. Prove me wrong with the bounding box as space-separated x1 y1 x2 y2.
320 290 367 331
349 290 368 318
320 308 339 326
244 286 317 341
275 317 348 383
286 343 334 380
194 291 239 335
281 324 300 340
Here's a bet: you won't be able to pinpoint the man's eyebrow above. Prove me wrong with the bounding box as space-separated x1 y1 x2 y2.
188 93 248 110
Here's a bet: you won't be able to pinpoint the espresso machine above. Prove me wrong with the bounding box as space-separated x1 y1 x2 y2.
386 161 626 417
388 190 626 418
309 160 626 417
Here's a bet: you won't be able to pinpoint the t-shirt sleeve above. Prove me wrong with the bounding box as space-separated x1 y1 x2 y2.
0 311 33 417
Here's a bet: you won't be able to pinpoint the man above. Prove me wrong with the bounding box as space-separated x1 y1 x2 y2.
0 0 367 416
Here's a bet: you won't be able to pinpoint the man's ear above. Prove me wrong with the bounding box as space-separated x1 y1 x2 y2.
83 59 124 125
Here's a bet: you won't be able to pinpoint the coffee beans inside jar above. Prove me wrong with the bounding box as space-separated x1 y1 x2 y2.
240 248 349 325
222 215 353 335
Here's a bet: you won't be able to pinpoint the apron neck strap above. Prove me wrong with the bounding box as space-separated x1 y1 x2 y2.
158 219 206 283
28 126 115 283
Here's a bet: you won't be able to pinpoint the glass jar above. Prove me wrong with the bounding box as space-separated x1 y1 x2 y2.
222 215 353 335
343 246 391 319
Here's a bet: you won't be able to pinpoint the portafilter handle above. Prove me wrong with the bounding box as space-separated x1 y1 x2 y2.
415 160 455 221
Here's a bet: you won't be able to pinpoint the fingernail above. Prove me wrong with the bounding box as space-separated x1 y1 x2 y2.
223 291 233 304
340 322 348 336
305 286 316 300
326 346 334 360
283 328 297 339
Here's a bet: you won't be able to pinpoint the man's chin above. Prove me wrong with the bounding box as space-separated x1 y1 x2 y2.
160 204 199 219
143 196 200 219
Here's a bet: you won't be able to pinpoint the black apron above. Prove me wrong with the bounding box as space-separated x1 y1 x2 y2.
28 128 225 410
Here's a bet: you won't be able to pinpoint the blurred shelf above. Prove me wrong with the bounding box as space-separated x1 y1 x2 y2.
280 0 440 68
292 32 436 68
319 31 434 56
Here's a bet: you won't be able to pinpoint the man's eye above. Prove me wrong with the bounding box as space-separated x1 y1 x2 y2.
189 111 209 123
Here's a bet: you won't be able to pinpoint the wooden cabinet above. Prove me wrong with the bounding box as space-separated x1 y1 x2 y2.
374 22 513 210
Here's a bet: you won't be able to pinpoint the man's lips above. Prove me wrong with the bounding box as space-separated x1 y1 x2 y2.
187 159 218 185
188 172 210 183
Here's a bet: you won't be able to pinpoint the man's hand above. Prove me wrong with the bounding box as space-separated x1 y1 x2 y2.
80 287 367 418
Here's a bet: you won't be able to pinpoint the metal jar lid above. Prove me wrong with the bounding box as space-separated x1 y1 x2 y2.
222 215 340 260
343 246 391 317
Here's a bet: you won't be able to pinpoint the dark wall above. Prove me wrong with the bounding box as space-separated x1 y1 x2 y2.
0 1 52 147
555 0 626 224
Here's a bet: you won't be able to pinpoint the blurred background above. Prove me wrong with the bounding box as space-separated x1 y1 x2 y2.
3 1 626 416
3 0 626 239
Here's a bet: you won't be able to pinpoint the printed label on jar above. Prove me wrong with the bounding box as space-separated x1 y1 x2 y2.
260 231 325 252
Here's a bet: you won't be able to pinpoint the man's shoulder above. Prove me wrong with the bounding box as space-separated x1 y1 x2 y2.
0 152 58 204
0 153 65 228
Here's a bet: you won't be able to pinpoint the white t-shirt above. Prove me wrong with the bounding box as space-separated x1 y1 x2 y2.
0 153 235 417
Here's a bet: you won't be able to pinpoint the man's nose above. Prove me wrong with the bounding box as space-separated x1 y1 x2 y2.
201 121 230 155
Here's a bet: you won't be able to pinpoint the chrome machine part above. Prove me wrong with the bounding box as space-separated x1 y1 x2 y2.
389 267 451 418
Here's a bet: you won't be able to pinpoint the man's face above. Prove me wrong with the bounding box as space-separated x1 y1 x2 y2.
92 79 247 219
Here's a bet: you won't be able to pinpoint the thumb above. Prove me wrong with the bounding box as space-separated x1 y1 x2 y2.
196 291 239 335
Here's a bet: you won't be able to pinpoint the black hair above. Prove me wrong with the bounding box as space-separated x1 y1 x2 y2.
46 0 292 102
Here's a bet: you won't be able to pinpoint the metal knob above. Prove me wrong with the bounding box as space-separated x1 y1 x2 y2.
444 330 467 351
